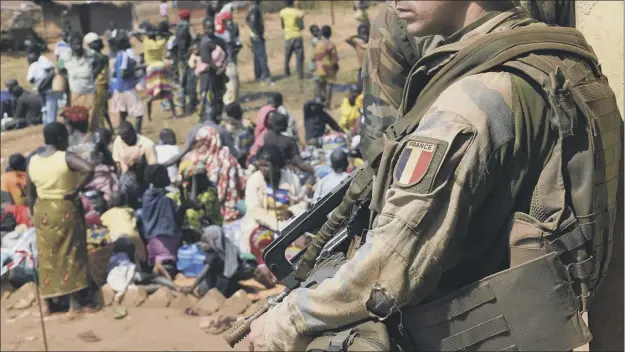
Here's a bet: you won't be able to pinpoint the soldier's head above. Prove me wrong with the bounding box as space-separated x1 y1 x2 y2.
394 1 513 36
321 25 332 39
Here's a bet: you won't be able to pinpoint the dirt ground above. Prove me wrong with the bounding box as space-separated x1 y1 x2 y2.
1 305 250 351
0 3 379 351
0 2 374 170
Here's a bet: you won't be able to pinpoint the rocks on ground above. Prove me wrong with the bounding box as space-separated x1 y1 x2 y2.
4 282 36 310
142 287 175 308
194 288 226 315
218 289 252 316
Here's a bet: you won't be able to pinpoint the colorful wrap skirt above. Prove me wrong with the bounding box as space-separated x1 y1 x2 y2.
33 198 89 299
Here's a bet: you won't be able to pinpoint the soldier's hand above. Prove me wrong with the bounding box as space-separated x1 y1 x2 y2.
248 313 268 351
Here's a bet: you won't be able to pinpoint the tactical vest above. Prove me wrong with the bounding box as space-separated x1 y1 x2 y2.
302 15 621 352
379 26 619 352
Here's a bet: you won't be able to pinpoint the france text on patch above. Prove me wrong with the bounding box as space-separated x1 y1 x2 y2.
394 141 437 187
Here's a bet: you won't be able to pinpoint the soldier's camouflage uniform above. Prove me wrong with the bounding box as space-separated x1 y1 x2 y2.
259 5 621 351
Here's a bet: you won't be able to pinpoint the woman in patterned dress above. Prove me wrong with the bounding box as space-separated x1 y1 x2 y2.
27 122 95 316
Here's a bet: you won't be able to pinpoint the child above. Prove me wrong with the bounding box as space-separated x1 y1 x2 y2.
155 128 181 184
141 164 184 280
308 25 321 75
185 42 201 114
101 191 147 264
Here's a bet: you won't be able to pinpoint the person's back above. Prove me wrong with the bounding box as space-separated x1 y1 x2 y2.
313 149 348 200
279 6 303 40
142 180 178 239
1 154 28 205
13 87 42 125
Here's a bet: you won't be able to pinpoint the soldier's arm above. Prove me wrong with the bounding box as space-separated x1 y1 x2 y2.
262 72 520 350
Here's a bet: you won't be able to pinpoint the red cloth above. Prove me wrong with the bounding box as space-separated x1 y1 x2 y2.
215 11 232 34
179 9 190 20
248 105 276 162
2 204 32 227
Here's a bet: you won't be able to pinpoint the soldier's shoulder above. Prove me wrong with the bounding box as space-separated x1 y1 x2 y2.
428 71 515 125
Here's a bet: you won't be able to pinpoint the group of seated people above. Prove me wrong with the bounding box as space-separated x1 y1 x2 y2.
0 82 365 314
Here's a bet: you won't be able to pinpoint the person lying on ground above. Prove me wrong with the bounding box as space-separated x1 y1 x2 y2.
263 111 314 174
313 149 349 201
101 191 147 264
180 225 254 298
107 236 180 294
218 102 254 167
303 95 344 142
9 83 42 127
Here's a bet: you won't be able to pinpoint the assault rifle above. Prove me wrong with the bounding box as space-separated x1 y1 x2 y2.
224 163 373 347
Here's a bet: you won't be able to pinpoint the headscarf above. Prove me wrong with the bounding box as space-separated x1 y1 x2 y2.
248 104 276 161
181 126 246 221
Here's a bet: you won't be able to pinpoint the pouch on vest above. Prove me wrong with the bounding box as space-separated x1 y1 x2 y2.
400 252 591 351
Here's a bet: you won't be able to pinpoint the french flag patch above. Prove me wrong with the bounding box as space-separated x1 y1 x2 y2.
395 140 437 187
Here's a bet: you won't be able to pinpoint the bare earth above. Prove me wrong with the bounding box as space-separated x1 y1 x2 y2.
0 2 377 351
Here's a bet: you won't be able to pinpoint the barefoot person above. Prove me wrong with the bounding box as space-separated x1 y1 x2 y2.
27 122 95 316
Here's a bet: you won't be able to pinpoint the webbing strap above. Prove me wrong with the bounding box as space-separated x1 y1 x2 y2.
414 284 496 329
439 315 510 351
567 256 596 280
549 224 592 254
326 329 353 352
498 345 519 352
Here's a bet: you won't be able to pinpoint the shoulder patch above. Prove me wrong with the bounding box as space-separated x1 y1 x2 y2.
394 137 448 192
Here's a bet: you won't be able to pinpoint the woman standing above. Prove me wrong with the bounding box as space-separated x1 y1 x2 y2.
137 22 178 121
27 122 95 315
312 25 339 108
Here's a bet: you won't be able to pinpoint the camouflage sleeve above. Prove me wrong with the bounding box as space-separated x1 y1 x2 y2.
263 72 518 351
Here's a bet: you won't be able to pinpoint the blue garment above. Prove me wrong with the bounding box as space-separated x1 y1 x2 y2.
141 188 179 239
113 50 137 92
107 252 132 273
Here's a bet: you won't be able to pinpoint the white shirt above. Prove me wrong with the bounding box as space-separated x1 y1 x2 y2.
26 56 54 90
155 144 181 182
313 171 349 201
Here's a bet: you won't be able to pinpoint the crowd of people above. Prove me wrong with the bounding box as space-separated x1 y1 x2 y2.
1 0 371 316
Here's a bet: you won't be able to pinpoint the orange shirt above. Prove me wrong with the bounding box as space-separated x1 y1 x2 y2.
0 171 28 205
